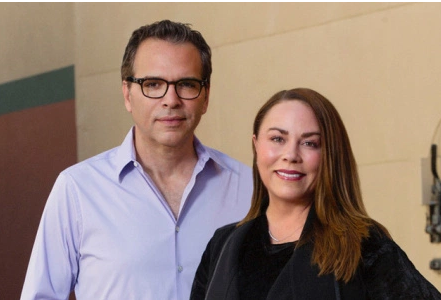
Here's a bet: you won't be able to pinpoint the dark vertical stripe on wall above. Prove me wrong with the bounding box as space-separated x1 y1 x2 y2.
0 65 75 116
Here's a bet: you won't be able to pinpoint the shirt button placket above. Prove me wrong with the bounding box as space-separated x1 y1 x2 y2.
176 225 183 274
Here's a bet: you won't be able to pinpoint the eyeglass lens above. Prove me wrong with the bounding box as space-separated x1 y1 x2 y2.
141 79 202 99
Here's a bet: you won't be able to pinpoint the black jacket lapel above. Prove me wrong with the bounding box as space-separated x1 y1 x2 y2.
205 221 254 300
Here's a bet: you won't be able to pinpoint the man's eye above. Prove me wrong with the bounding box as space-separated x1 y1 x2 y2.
143 80 162 89
178 80 198 89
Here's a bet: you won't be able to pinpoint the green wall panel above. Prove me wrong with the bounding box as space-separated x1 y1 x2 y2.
0 65 75 116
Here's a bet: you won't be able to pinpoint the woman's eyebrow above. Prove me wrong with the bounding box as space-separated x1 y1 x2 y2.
267 127 288 134
302 132 321 138
267 127 320 138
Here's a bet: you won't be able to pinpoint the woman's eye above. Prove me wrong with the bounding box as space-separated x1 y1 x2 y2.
303 141 319 148
271 136 284 143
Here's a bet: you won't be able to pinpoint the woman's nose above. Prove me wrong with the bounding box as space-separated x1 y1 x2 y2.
283 145 301 163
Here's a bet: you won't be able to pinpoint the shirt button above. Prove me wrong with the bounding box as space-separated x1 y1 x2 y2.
178 266 183 273
133 161 138 167
175 226 180 232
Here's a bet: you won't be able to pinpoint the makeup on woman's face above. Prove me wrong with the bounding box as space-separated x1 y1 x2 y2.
253 100 321 205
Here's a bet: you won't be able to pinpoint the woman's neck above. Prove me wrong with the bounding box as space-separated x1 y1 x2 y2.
266 201 312 244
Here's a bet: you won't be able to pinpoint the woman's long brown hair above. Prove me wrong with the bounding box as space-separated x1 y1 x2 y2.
239 88 390 283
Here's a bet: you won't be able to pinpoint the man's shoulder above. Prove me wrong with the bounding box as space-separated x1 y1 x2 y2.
61 146 120 176
202 144 251 173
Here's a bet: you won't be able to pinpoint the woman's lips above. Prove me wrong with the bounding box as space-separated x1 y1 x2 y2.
275 170 305 180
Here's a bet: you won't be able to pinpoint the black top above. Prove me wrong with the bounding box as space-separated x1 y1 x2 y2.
238 215 295 300
191 206 441 300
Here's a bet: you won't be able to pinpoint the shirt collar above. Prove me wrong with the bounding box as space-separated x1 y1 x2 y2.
193 136 230 171
115 127 137 182
116 127 231 182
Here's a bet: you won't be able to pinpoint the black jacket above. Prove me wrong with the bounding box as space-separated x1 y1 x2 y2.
191 208 441 299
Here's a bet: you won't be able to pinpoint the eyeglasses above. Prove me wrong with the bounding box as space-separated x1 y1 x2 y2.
126 77 208 100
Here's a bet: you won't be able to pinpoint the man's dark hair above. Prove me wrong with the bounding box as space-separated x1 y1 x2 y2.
121 20 212 84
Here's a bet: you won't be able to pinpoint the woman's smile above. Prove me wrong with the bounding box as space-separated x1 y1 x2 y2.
253 100 321 204
275 169 305 181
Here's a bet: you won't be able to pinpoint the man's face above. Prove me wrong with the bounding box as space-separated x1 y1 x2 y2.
123 39 209 149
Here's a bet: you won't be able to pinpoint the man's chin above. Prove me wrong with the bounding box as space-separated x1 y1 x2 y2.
156 132 193 148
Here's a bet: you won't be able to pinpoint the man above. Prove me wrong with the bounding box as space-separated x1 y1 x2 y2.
21 20 252 300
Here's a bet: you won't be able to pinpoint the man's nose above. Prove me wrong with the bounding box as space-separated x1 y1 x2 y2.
161 84 182 108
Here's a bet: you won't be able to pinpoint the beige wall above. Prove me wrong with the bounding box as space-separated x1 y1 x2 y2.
2 2 440 295
74 2 441 289
0 3 74 83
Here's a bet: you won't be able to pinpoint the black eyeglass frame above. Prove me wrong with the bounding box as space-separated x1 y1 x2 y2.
125 76 208 100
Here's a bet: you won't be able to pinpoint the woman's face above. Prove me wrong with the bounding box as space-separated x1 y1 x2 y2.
253 100 321 206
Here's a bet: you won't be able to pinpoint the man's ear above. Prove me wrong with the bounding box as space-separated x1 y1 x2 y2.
202 85 210 114
122 81 132 113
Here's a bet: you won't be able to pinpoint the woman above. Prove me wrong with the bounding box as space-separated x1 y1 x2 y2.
190 88 441 299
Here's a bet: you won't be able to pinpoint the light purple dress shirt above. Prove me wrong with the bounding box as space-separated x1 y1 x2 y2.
21 127 253 300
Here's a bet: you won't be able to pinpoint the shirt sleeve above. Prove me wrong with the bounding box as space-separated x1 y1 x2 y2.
21 172 81 300
363 233 441 300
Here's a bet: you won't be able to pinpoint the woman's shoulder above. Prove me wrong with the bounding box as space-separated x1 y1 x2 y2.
206 219 257 259
205 222 242 256
360 224 441 299
363 223 392 246
211 222 239 244
361 223 396 264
